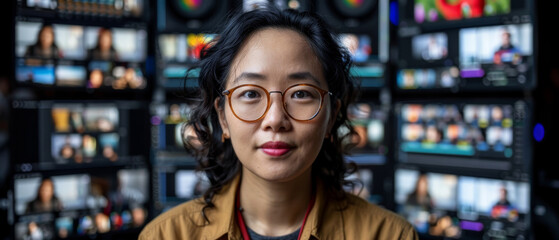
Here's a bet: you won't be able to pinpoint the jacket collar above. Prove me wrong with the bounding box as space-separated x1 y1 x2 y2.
299 177 344 240
194 173 345 240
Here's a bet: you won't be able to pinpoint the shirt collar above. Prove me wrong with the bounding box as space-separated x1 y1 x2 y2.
299 178 344 240
196 173 345 240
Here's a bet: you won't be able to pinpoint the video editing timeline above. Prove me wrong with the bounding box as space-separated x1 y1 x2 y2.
395 168 530 240
395 100 531 179
11 100 149 170
13 168 149 240
397 0 534 92
14 20 148 91
397 22 533 91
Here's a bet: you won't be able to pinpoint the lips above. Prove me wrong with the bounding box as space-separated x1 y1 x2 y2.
260 141 294 157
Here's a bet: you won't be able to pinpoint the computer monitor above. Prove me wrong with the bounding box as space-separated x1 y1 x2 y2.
459 23 533 89
397 22 534 91
14 20 148 92
395 100 531 179
12 167 149 239
395 168 530 239
11 100 149 171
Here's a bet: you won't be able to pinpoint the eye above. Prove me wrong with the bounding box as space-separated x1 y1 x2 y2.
292 90 313 99
240 90 261 99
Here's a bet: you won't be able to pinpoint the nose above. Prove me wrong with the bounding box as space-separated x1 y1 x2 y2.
260 92 291 132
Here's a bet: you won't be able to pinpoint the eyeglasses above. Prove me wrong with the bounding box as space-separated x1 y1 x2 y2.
222 83 332 122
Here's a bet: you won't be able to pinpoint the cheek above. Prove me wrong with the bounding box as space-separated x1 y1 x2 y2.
224 108 256 139
299 114 330 148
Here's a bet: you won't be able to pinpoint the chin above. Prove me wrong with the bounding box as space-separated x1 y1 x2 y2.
255 165 311 183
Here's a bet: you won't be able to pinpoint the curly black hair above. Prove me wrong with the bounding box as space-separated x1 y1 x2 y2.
182 5 359 222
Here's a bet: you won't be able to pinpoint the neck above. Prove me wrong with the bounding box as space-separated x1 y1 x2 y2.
239 168 313 237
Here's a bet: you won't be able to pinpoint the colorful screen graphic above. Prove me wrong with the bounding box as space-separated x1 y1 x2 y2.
414 0 511 23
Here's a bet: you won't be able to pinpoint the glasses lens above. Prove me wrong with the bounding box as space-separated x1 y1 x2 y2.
284 85 323 120
230 85 268 121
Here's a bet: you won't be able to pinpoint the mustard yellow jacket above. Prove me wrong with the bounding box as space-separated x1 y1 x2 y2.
139 174 419 240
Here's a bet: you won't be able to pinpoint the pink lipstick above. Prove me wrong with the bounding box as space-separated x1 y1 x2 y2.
260 141 294 157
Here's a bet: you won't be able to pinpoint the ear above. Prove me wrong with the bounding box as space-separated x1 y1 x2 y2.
214 98 230 137
327 99 341 134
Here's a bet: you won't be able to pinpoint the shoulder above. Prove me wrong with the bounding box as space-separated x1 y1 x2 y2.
139 198 207 240
342 194 418 239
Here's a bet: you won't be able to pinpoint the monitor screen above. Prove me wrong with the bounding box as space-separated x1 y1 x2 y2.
395 168 530 239
84 27 147 62
15 20 148 91
397 23 534 91
459 23 533 88
13 168 149 239
395 100 531 178
16 22 85 60
11 100 150 172
51 104 120 164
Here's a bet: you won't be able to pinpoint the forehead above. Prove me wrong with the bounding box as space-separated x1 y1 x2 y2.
227 28 326 87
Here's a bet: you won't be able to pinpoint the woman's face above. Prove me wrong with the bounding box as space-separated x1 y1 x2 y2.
417 175 428 196
39 180 54 203
217 28 337 183
40 26 54 50
99 31 112 52
89 70 103 88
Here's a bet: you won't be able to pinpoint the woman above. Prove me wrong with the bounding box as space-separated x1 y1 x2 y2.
405 173 434 211
88 28 119 61
140 7 418 240
25 177 63 213
24 24 62 59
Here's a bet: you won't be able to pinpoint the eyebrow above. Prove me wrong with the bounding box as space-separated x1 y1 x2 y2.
232 71 322 86
287 72 322 86
232 72 266 85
